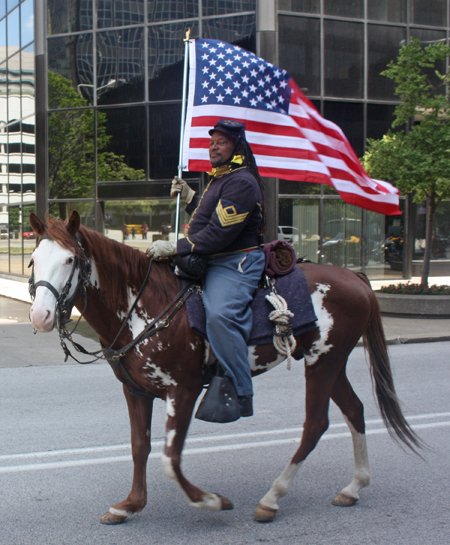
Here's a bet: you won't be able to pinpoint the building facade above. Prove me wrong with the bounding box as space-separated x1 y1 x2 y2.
1 0 450 278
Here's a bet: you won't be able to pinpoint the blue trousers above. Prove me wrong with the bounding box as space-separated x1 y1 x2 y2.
203 250 265 397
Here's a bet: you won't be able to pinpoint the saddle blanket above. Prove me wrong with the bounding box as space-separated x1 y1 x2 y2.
185 265 317 346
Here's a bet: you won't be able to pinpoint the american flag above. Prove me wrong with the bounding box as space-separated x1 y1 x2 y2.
182 38 401 215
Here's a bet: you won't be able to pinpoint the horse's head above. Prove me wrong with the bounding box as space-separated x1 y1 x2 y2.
29 210 90 332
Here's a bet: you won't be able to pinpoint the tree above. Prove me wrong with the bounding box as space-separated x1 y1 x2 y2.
48 72 145 219
362 38 450 286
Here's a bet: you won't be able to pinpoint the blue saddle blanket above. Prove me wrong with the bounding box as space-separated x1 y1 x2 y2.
185 265 317 346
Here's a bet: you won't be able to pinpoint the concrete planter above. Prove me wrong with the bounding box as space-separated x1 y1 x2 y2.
375 292 450 318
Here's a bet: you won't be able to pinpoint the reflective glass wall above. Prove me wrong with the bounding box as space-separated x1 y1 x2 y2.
0 0 35 275
278 0 450 278
45 0 256 248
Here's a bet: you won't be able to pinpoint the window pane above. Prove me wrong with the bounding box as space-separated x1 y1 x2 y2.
431 201 450 260
0 1 5 20
20 0 33 46
149 102 200 180
278 0 319 14
97 0 144 29
324 101 364 158
7 0 19 12
0 20 6 61
148 22 199 101
323 200 362 269
48 110 95 200
279 15 320 96
149 102 181 180
203 0 256 17
323 0 363 18
21 45 35 115
48 200 95 223
7 5 19 57
149 0 198 22
47 0 93 35
411 0 447 27
279 197 320 261
367 104 396 140
202 15 256 49
324 21 363 98
368 0 406 23
48 34 94 107
103 200 193 249
368 25 406 101
97 107 147 181
7 52 20 119
97 27 145 105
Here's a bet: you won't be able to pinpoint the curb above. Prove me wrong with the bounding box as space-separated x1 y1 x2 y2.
357 335 450 347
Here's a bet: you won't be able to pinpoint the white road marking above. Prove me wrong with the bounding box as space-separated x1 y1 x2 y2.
0 414 448 474
1 411 448 463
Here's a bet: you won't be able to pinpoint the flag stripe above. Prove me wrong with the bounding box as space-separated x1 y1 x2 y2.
182 39 401 215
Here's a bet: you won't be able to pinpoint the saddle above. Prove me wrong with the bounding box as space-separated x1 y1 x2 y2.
184 264 317 347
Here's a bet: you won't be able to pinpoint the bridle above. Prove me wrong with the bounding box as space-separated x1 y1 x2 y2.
28 229 198 398
28 233 92 335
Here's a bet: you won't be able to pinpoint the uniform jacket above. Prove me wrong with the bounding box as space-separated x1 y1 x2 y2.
177 166 263 256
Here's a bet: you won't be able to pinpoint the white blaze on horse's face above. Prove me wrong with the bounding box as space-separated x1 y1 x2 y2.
29 239 79 332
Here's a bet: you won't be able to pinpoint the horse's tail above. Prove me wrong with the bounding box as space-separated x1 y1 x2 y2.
357 273 423 455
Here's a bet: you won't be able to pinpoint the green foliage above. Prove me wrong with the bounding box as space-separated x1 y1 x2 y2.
380 283 450 295
362 38 450 286
47 72 145 204
362 38 450 206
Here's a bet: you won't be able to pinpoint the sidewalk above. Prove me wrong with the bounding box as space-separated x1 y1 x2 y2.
1 274 450 345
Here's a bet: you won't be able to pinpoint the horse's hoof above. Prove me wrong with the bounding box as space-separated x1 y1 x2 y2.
217 494 234 511
331 492 358 507
100 509 129 525
254 503 277 523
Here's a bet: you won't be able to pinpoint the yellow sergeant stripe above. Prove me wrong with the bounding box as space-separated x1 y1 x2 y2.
216 201 248 227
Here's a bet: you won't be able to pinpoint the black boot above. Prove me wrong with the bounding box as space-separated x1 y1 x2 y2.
195 376 241 423
238 395 253 417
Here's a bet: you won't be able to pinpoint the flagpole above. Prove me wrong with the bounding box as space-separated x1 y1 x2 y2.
175 28 191 243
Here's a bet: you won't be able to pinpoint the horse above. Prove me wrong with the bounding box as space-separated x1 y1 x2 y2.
28 210 421 525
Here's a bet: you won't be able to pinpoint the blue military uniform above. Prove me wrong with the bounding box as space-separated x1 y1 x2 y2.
177 159 265 398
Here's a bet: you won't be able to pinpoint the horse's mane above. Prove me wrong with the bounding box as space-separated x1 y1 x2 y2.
42 220 173 313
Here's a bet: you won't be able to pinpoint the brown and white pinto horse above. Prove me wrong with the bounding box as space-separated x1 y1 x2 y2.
28 211 420 525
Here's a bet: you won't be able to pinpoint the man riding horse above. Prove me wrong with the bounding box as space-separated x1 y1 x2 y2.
146 119 265 422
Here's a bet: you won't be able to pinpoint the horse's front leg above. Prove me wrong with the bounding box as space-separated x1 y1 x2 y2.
101 386 154 524
162 387 234 512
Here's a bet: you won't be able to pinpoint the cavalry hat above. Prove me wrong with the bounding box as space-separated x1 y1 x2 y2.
209 119 246 140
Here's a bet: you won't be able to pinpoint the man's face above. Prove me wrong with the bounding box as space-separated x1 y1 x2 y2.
209 131 235 167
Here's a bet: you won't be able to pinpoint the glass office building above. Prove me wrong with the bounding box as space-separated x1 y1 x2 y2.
1 0 450 279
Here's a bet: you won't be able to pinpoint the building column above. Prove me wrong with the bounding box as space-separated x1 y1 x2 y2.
34 0 48 221
257 0 278 243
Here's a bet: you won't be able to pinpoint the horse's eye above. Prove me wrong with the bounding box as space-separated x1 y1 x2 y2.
67 257 74 265
27 259 34 269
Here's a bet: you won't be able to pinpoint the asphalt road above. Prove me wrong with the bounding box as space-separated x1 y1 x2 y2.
0 323 449 544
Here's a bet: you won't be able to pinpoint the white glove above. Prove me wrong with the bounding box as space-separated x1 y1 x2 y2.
146 240 177 259
170 176 195 204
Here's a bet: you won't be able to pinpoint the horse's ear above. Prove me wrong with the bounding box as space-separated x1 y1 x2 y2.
29 212 46 237
67 210 81 236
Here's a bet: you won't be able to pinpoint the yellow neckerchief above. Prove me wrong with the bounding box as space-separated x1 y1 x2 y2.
207 155 244 179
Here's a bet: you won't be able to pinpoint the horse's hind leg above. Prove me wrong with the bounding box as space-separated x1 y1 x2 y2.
101 387 154 524
330 367 371 507
162 387 234 512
